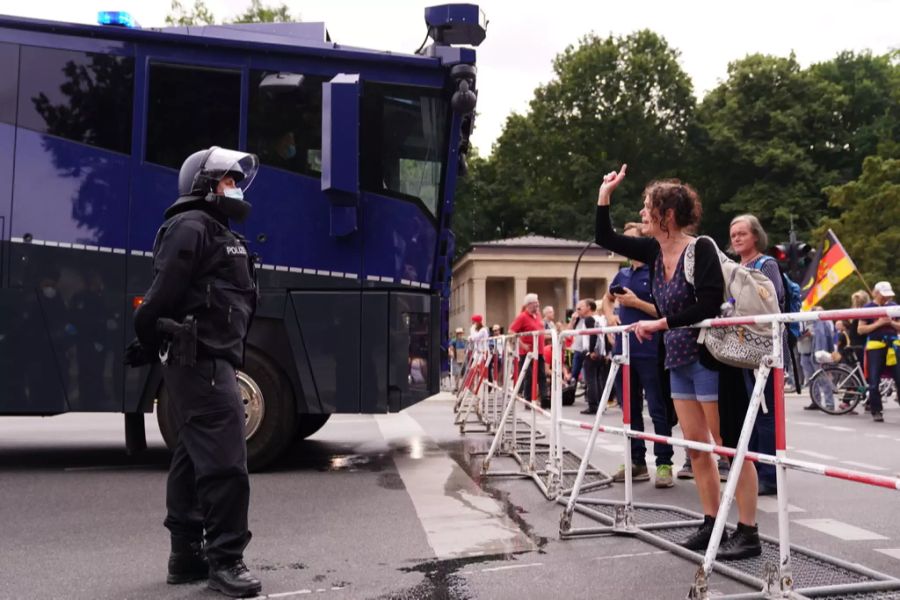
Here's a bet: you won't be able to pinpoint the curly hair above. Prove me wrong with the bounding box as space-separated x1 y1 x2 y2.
643 179 703 236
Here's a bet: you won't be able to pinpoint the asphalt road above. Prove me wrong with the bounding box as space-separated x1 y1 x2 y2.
1 390 899 600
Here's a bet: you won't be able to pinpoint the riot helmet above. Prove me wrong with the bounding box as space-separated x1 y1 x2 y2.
176 147 259 222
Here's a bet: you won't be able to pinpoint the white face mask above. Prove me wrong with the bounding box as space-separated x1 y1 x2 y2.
42 286 57 299
223 187 244 201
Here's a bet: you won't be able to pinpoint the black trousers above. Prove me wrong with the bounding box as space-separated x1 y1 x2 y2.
162 357 251 566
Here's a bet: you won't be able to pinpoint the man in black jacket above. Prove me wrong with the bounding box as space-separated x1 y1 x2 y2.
129 147 262 598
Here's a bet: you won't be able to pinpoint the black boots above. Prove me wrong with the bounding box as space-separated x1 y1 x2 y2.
167 538 208 585
717 522 762 561
679 515 723 551
208 560 262 598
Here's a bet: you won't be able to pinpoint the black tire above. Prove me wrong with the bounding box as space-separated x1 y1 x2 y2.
808 364 865 415
295 414 331 440
156 348 297 472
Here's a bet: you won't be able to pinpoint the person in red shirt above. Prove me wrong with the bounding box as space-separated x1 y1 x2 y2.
509 293 547 403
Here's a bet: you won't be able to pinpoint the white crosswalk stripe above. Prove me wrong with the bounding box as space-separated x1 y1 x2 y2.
794 519 888 541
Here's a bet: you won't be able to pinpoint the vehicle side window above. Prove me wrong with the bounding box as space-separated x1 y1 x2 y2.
145 63 240 169
361 85 449 217
0 43 19 125
17 45 133 154
247 70 323 176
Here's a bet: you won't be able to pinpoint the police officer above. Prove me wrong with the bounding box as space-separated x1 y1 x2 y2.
129 147 261 598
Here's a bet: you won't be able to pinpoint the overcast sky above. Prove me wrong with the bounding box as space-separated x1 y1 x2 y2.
1 0 897 155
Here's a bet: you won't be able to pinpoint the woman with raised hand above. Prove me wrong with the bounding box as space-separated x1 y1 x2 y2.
594 166 758 558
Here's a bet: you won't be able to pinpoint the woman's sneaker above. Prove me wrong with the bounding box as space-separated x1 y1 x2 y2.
717 523 762 561
677 460 694 480
613 463 650 482
679 515 725 551
655 464 674 488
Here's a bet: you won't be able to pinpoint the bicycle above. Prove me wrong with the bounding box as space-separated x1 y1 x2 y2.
808 350 898 414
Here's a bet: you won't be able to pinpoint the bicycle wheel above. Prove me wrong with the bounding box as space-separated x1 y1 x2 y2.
808 364 866 415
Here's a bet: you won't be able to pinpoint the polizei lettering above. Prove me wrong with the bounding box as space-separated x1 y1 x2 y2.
226 245 248 256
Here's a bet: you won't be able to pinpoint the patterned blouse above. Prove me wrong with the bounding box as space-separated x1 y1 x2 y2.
653 248 701 369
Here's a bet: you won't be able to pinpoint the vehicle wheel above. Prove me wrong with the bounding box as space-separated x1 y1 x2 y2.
156 348 297 472
295 414 331 441
809 364 865 415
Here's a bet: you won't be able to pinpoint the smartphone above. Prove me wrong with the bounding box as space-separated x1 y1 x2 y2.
610 285 626 295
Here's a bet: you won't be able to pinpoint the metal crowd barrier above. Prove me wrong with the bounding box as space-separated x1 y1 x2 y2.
453 329 613 498
454 306 900 600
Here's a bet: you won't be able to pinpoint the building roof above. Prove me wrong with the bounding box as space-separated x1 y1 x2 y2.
473 235 599 250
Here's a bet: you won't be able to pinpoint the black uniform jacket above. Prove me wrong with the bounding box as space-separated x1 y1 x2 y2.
134 198 257 368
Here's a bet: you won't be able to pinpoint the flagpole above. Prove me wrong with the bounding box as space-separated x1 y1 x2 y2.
853 269 872 295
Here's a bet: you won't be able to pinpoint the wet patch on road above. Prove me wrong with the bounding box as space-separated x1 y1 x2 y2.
377 472 406 490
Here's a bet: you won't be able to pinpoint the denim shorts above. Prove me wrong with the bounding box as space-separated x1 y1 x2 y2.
669 360 719 402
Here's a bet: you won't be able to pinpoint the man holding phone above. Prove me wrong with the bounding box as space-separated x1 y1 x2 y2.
603 222 677 488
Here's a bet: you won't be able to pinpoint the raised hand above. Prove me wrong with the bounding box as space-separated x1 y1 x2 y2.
597 164 628 205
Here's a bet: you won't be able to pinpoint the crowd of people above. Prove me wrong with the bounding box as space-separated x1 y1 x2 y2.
450 161 900 562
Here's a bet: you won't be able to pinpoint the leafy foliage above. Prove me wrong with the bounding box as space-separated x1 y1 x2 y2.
165 0 295 25
814 156 900 306
456 36 900 297
454 30 695 253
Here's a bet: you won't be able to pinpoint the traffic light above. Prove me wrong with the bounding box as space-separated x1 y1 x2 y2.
770 241 813 283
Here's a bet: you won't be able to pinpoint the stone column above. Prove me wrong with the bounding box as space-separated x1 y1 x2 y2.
564 277 574 311
513 277 528 318
472 277 486 320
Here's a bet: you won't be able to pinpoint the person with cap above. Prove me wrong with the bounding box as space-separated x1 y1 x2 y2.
858 281 900 422
126 146 262 597
509 293 547 404
449 327 468 392
469 314 489 352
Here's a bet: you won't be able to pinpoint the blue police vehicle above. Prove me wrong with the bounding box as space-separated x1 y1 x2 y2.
0 5 484 469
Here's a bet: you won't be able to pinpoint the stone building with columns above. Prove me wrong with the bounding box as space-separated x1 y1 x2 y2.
450 235 625 334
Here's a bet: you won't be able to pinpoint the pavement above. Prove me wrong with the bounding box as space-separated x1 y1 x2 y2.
0 389 899 599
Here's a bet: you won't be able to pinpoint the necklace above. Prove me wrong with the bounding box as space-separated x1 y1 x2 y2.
742 253 762 266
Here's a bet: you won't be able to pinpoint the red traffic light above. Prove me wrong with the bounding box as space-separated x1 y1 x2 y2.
772 245 788 262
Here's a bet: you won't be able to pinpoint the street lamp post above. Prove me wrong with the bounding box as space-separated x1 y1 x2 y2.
572 240 594 308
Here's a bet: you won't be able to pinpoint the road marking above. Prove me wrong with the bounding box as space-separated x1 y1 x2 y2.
793 449 836 460
260 587 346 599
599 444 624 453
823 425 855 432
480 562 544 573
756 497 804 513
840 460 888 472
794 519 888 541
374 413 535 559
875 549 900 561
594 550 667 561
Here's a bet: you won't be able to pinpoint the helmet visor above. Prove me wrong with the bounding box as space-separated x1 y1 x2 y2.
202 147 260 192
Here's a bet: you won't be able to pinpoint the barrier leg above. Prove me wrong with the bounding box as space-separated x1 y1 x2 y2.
773 364 794 596
693 363 771 597
482 354 532 474
561 359 621 532
620 338 634 530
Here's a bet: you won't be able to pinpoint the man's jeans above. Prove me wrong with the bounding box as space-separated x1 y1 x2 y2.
614 357 674 467
866 346 900 413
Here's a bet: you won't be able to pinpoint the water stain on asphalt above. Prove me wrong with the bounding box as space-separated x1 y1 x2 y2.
377 471 406 490
254 560 307 572
445 441 548 551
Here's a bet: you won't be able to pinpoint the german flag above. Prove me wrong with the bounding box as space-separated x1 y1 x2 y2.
800 229 857 311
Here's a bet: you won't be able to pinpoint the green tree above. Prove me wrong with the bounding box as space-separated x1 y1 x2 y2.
165 0 216 25
454 30 696 254
809 50 900 178
690 53 845 243
165 0 295 25
813 155 900 307
232 0 293 23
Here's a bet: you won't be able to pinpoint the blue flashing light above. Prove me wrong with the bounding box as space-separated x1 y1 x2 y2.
97 11 139 28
